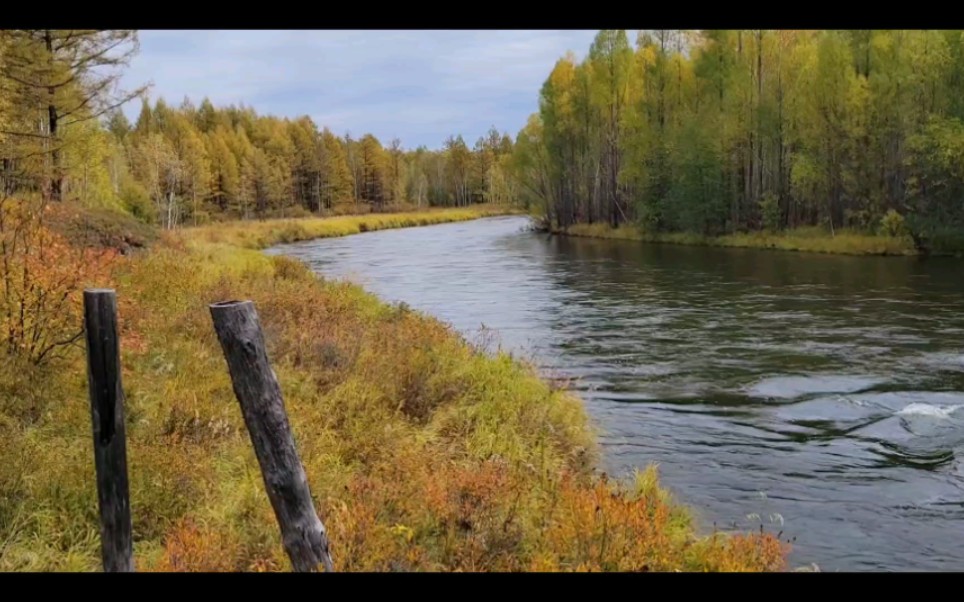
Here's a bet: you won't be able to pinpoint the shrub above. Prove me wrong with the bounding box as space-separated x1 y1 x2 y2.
281 205 313 219
191 210 212 226
879 209 907 237
759 192 781 232
151 518 245 572
270 255 314 282
119 177 155 224
44 203 157 253
0 198 119 365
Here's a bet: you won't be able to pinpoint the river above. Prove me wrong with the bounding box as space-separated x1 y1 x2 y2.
267 215 964 571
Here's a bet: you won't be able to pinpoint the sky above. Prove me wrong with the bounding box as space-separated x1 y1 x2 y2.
120 30 600 150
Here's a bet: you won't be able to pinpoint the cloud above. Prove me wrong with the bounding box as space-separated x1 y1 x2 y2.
121 30 599 149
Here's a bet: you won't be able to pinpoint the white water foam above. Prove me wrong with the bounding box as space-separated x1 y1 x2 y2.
896 403 963 419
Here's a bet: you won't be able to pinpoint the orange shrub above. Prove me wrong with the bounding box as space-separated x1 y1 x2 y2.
321 456 788 572
152 518 244 572
0 198 119 365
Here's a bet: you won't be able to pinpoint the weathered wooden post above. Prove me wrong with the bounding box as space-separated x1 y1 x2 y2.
209 300 334 572
83 288 134 572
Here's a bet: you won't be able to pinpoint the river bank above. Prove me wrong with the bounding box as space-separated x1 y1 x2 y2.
187 205 520 249
0 205 786 571
552 223 928 256
270 213 964 570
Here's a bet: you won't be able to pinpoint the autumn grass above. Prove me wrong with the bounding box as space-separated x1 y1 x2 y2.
558 223 920 256
0 206 787 571
186 204 518 250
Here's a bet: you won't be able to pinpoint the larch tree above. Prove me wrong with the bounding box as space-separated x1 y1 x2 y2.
0 30 146 201
321 129 353 208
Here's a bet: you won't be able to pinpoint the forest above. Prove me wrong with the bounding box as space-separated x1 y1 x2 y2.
7 29 964 253
513 30 964 251
0 30 516 229
103 101 515 227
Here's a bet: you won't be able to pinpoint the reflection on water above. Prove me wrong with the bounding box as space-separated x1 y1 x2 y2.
268 216 964 571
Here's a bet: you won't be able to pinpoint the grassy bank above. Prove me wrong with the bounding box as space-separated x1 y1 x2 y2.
0 205 786 571
557 223 921 256
188 205 518 250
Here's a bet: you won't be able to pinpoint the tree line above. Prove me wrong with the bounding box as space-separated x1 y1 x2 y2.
0 30 517 229
513 30 964 245
108 100 517 227
8 29 964 245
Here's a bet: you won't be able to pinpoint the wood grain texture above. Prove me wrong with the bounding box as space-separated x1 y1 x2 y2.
83 288 134 572
209 300 334 572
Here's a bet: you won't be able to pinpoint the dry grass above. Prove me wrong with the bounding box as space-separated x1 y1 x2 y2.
185 204 518 250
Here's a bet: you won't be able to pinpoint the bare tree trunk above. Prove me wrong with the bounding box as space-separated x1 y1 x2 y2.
44 30 63 202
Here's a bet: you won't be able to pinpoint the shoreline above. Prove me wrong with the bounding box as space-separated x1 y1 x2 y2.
549 223 945 257
184 205 521 250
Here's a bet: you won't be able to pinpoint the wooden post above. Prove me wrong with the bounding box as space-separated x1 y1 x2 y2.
83 289 134 573
209 300 334 572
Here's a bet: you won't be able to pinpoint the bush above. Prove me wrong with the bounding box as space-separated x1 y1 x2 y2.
0 198 119 365
45 203 157 253
879 209 907 237
758 192 781 231
119 177 156 224
191 210 212 226
267 205 314 220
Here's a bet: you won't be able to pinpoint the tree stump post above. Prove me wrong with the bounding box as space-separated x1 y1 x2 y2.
209 300 334 572
83 288 134 572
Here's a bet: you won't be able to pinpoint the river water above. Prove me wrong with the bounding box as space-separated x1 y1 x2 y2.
267 215 964 571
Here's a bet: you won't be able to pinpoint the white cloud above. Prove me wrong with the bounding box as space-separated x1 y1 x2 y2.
121 30 598 148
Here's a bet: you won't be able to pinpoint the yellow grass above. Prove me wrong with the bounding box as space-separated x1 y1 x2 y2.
187 205 518 250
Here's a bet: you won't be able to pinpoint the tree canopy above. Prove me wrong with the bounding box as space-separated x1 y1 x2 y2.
513 30 964 246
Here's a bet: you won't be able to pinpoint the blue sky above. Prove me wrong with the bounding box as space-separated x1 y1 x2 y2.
121 30 599 150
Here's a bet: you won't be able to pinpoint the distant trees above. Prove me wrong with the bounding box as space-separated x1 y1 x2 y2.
321 128 352 210
106 100 516 225
7 28 964 242
0 30 516 228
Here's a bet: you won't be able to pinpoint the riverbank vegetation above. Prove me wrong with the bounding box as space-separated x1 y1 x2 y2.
187 205 514 249
559 222 918 256
513 30 964 256
0 199 787 571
